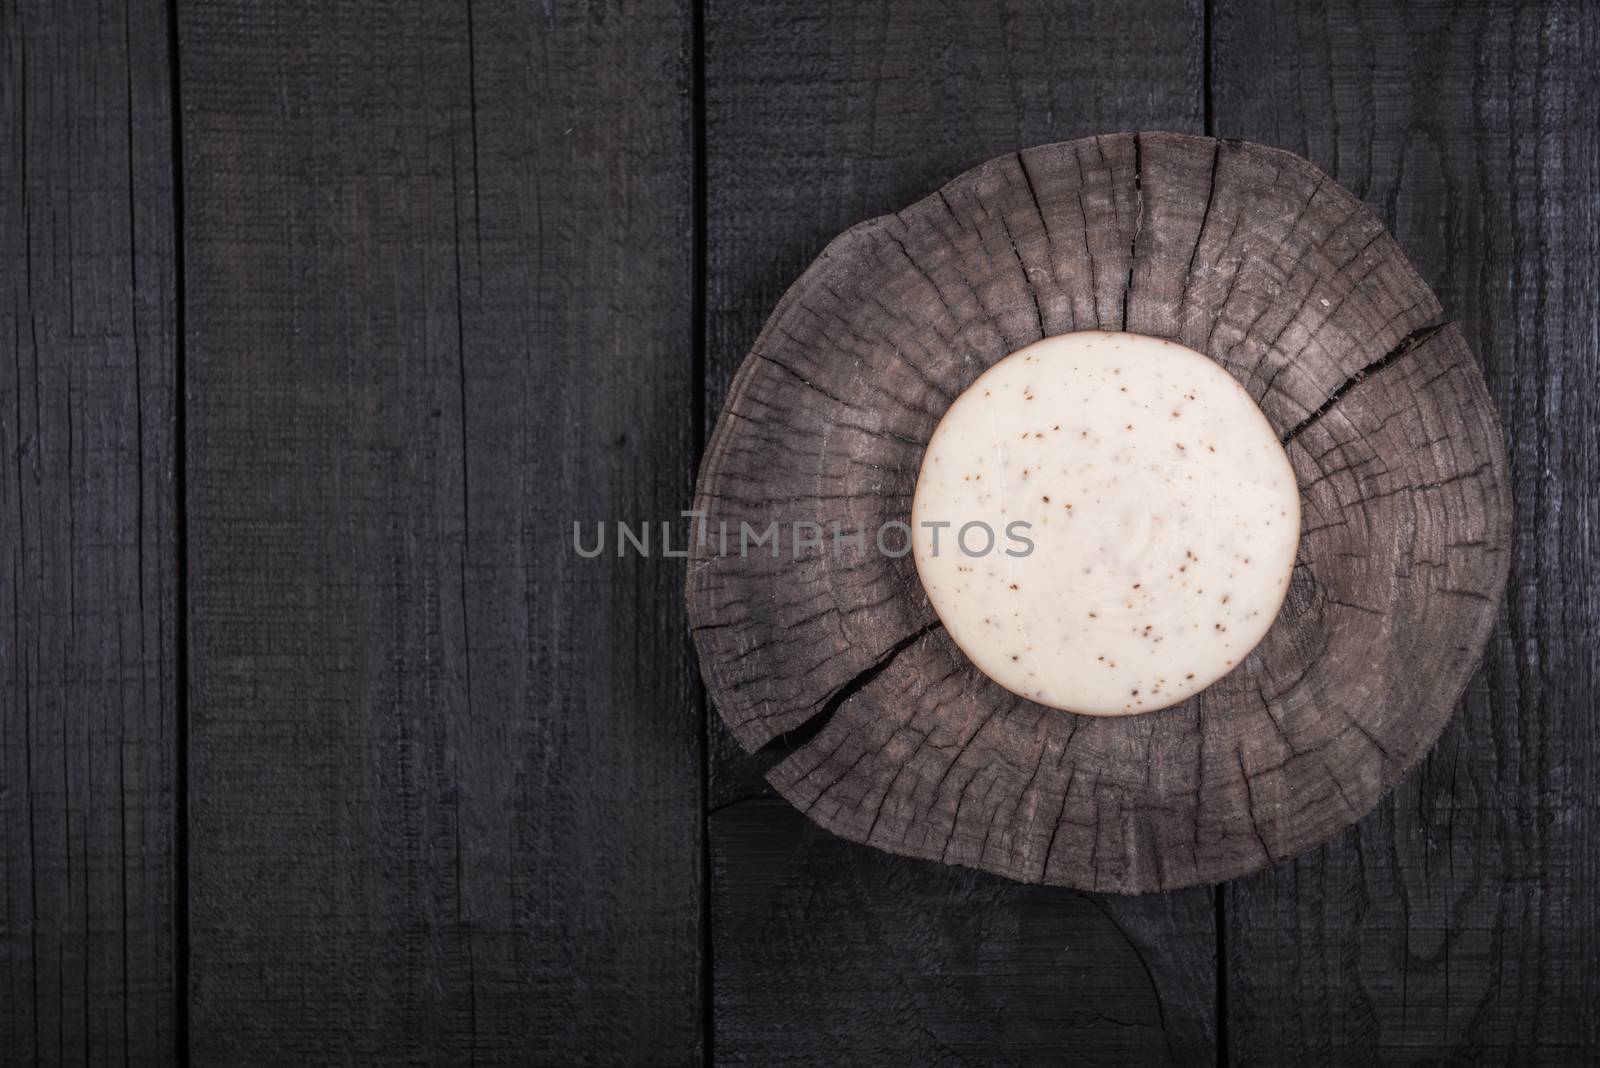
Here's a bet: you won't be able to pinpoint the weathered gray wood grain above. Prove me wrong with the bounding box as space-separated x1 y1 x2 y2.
1215 0 1599 1059
701 1 1220 1061
0 2 179 1061
692 126 1509 895
180 0 701 1061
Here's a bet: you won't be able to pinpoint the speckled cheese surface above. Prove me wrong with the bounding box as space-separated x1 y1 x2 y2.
910 331 1301 716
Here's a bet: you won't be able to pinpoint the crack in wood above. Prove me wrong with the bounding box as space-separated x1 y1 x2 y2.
1179 138 1224 332
751 620 944 764
1281 323 1451 444
1121 132 1143 330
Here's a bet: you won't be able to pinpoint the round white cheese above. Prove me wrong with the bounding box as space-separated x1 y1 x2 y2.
911 331 1300 715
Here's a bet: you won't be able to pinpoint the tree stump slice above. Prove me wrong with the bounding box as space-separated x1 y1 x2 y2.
687 133 1511 893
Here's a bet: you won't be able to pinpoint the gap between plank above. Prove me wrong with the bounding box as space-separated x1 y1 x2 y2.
690 0 712 1062
1202 0 1214 136
1215 884 1228 1066
164 0 192 1063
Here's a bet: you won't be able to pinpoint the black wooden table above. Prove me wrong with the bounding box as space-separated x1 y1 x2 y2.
3 1 1594 1063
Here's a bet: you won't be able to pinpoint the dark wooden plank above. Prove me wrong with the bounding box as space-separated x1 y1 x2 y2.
180 0 700 1061
1214 0 1599 1059
703 0 1216 1059
714 800 1218 1066
0 1 179 1062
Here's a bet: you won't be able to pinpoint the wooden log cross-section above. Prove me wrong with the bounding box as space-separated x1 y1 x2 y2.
687 133 1511 894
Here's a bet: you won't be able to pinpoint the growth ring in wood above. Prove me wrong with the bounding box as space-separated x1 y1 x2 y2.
687 133 1511 892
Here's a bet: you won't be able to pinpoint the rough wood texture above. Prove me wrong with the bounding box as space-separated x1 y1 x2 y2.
713 799 1217 1065
181 0 700 1061
1216 0 1599 1059
689 131 1511 895
0 2 179 1061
